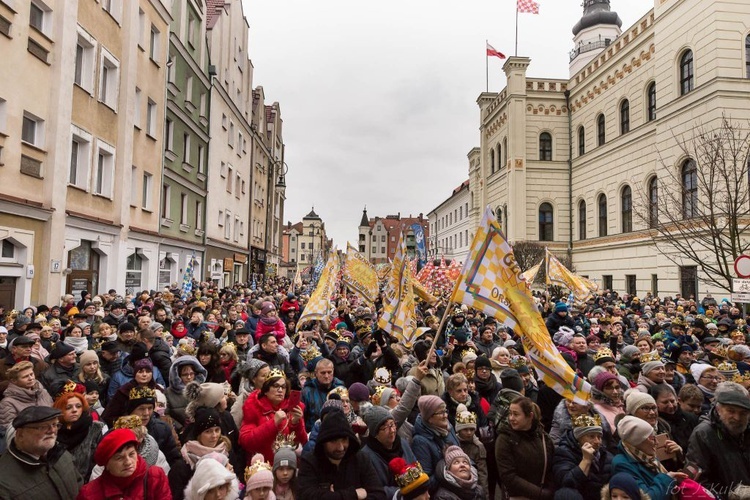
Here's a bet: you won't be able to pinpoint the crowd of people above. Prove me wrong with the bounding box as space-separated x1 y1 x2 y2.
0 278 749 499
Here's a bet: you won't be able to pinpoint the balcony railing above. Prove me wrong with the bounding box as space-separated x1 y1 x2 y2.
569 40 610 61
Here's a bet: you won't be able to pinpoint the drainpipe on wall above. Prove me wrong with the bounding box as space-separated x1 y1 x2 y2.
564 90 573 263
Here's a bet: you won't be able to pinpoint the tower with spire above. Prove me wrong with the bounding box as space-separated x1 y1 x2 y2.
569 0 622 76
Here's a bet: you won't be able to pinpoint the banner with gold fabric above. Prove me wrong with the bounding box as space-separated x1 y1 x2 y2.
545 248 593 302
521 260 543 288
378 232 419 347
451 206 590 404
296 250 339 331
342 244 379 307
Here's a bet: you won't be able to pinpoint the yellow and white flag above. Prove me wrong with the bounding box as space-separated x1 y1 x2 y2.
342 244 379 307
451 207 591 404
546 248 593 302
378 233 419 347
296 251 339 331
293 267 303 289
521 260 543 287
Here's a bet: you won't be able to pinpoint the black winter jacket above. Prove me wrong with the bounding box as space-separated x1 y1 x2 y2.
551 429 612 500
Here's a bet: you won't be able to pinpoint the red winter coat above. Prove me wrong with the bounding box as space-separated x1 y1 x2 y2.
280 299 300 316
76 456 171 500
254 319 286 343
239 389 308 463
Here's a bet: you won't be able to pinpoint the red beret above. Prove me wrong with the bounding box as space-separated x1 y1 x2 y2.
94 428 138 466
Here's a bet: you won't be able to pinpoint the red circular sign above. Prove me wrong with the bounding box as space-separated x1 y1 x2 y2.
735 255 750 278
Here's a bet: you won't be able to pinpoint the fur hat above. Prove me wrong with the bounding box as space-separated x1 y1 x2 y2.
185 382 225 419
617 415 654 446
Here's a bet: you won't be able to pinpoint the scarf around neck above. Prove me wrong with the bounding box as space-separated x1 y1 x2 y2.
622 441 668 474
181 439 228 468
366 434 403 463
443 464 479 492
425 420 449 438
57 412 93 451
64 336 89 354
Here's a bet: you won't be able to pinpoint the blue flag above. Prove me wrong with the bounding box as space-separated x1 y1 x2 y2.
411 223 427 268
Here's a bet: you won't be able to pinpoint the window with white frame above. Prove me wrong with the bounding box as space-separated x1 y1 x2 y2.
69 126 92 189
74 27 96 93
102 0 122 23
94 140 115 198
29 0 51 36
199 93 207 117
182 133 190 163
238 132 243 155
235 173 241 199
146 99 157 137
142 172 152 210
224 213 231 239
133 88 142 128
187 13 196 48
22 111 45 148
185 76 193 104
234 216 240 241
228 122 234 148
162 184 171 219
180 193 188 224
197 145 205 174
130 166 138 205
218 210 224 226
220 161 227 178
138 8 145 48
149 25 160 62
195 201 203 230
226 166 233 193
0 98 7 134
99 49 120 110
165 119 174 151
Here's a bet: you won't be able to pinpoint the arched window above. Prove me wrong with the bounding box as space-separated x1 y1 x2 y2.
682 159 698 218
598 194 608 237
621 185 632 233
578 126 585 156
620 100 630 134
746 35 750 78
597 114 606 146
647 82 657 121
539 132 552 161
490 149 495 174
648 176 658 228
680 50 694 95
578 200 587 240
502 137 508 166
539 203 553 241
497 143 503 169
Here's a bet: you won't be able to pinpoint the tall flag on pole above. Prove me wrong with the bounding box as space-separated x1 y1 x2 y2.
521 260 543 287
293 267 302 289
342 244 379 307
297 251 339 331
545 248 593 302
180 252 197 300
451 207 590 404
411 223 427 269
517 0 540 14
378 232 420 348
486 42 506 59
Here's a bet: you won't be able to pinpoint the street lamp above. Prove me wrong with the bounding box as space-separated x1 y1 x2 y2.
274 161 289 193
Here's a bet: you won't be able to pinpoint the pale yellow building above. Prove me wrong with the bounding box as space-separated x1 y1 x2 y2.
472 0 750 298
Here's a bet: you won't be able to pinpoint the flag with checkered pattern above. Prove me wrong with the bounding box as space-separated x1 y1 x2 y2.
296 251 339 331
343 244 379 307
517 0 540 14
546 248 594 302
451 206 590 404
378 232 419 347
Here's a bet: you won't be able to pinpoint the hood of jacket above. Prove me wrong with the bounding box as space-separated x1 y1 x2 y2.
168 356 207 392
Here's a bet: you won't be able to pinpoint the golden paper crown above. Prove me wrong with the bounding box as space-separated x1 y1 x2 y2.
736 318 747 328
455 408 477 426
300 345 322 363
465 369 475 381
128 385 156 401
374 367 391 385
221 342 237 353
244 459 273 482
394 461 429 491
114 415 143 430
178 342 197 356
272 432 297 453
264 367 286 382
60 380 79 395
715 360 738 372
372 385 388 406
712 345 730 360
510 356 528 369
572 414 602 428
328 386 349 400
671 317 686 327
731 330 745 339
732 372 750 383
593 347 615 363
34 314 48 326
641 350 662 363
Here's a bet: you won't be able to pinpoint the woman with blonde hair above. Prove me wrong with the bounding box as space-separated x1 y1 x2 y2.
0 360 53 429
78 350 110 403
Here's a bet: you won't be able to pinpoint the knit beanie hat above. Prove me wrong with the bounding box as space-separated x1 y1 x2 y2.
555 302 569 313
641 359 665 375
79 350 99 367
185 382 225 419
593 371 620 392
260 302 276 316
193 407 222 437
315 410 358 452
620 345 641 362
690 363 713 383
245 454 275 491
500 368 524 393
94 428 138 466
186 456 237 500
273 446 297 472
617 415 654 446
133 357 154 373
348 382 370 402
474 356 492 371
378 387 398 408
238 358 268 383
363 405 393 436
454 404 477 433
624 389 656 415
444 445 470 468
608 473 642 500
417 395 445 421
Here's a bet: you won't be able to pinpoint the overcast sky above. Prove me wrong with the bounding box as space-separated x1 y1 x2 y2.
243 0 654 247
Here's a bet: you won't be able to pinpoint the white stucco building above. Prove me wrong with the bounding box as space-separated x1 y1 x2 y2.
427 180 471 264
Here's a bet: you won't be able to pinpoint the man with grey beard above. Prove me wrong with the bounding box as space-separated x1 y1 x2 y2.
687 382 750 496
